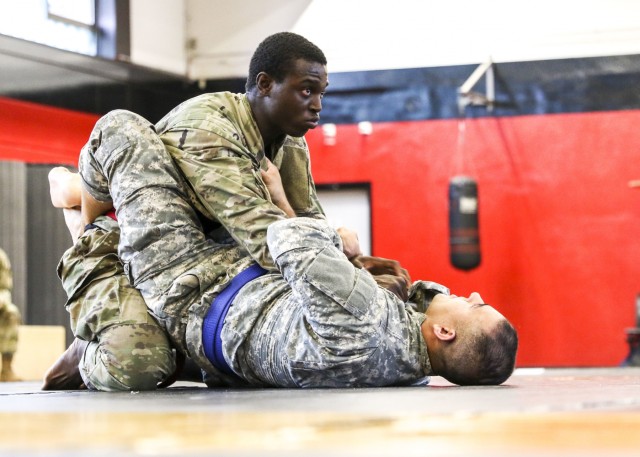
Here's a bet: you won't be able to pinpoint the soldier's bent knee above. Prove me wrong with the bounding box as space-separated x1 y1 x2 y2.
84 323 176 391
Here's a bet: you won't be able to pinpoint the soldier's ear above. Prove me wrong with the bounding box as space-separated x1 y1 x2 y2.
433 324 456 342
256 72 274 96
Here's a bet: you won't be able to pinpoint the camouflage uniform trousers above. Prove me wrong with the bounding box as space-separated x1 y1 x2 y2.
58 216 176 391
0 291 20 355
78 110 253 386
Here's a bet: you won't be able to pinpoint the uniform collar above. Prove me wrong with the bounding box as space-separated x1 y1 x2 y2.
413 312 433 376
240 95 287 170
407 280 450 313
407 280 450 376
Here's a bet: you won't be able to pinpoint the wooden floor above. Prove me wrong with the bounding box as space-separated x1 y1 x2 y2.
1 367 639 456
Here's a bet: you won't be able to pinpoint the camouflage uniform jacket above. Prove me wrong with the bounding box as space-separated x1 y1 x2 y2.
156 92 325 269
0 248 12 293
221 218 449 387
77 102 326 386
0 248 20 354
0 247 13 312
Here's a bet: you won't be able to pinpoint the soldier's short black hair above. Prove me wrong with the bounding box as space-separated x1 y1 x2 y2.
246 32 327 91
441 319 519 386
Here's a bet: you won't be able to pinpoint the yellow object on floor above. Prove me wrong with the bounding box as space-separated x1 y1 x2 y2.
11 325 66 381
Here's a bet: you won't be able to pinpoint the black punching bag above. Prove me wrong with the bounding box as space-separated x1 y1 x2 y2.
449 176 481 270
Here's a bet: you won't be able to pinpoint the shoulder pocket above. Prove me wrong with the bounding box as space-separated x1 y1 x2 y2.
303 248 377 320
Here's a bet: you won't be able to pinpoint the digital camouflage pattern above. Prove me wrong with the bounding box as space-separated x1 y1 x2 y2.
75 93 327 386
75 105 451 387
223 217 444 387
156 92 325 269
57 217 175 391
0 248 12 292
0 248 20 355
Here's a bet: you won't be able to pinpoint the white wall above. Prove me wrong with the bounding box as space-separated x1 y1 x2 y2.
317 187 372 256
129 0 188 75
293 0 640 73
185 0 313 80
129 0 640 79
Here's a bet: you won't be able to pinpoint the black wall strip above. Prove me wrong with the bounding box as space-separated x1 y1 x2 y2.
2 34 639 124
321 54 640 123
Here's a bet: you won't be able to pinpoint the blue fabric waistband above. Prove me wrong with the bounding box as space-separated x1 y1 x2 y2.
202 263 267 376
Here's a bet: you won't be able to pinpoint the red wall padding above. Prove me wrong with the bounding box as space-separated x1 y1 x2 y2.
0 97 98 165
3 95 639 367
306 111 640 367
